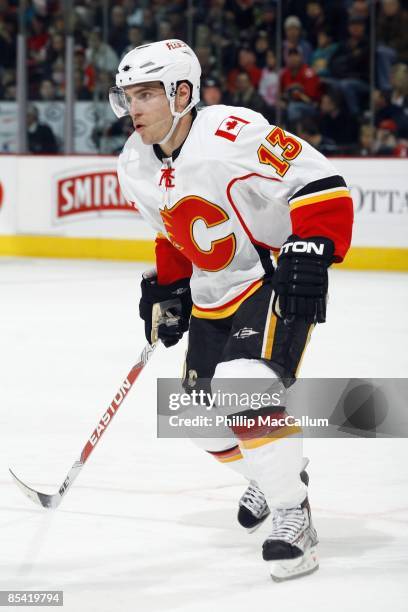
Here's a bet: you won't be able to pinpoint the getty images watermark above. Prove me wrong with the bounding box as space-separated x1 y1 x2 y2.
157 378 408 439
160 386 329 436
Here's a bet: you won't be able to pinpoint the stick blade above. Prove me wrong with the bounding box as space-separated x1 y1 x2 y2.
9 468 60 509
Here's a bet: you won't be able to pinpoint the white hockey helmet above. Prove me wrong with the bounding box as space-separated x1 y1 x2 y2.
109 39 201 144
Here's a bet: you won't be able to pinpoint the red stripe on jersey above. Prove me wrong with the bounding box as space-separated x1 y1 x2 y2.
226 172 282 252
155 234 192 285
290 196 354 262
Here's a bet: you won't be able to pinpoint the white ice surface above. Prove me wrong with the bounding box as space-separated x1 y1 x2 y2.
0 259 407 612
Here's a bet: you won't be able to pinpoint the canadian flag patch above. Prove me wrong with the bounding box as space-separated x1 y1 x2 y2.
215 115 250 142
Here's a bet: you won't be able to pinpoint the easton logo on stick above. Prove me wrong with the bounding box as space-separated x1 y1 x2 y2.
59 477 70 496
88 378 132 447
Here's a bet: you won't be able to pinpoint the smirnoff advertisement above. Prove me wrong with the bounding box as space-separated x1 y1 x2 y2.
53 168 139 223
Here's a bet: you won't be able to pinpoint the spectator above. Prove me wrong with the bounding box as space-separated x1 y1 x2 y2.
27 104 58 154
230 71 268 117
123 0 143 27
254 31 269 68
349 0 370 24
0 67 16 100
329 15 370 115
227 47 262 93
72 12 90 49
254 4 276 40
74 70 92 100
0 82 17 102
2 81 16 100
377 0 408 65
319 91 358 147
46 33 65 68
390 63 408 108
201 77 224 106
28 15 49 65
122 26 144 57
85 28 119 74
228 0 256 32
195 23 212 49
157 21 176 41
140 8 157 41
282 15 313 65
375 118 398 155
95 116 133 154
310 29 338 77
93 70 115 100
209 28 237 75
49 14 65 38
355 124 376 156
38 78 58 101
109 5 129 56
356 118 406 156
195 46 216 81
50 57 65 98
258 49 278 113
74 45 95 94
374 89 408 136
296 117 337 155
256 2 276 47
74 1 103 32
0 12 16 69
166 6 187 41
393 138 408 157
281 47 321 127
1 0 405 157
303 1 327 49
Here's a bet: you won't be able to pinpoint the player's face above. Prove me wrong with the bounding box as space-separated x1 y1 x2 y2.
124 83 172 145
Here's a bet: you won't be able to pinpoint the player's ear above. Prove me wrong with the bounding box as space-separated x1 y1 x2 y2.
176 81 191 112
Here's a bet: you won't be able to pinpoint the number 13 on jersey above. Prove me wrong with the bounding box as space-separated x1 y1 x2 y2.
257 126 302 177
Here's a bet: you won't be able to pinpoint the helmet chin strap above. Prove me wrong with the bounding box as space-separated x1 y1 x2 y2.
157 113 181 146
157 94 195 147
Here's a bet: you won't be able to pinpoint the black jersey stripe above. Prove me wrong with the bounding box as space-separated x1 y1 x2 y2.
289 175 347 203
253 243 274 278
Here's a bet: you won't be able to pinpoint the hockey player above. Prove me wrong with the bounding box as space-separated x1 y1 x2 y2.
110 39 353 581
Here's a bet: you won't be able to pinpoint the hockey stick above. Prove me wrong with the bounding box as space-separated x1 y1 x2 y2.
9 341 157 509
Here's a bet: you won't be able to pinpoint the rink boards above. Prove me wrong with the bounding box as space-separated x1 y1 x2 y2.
0 155 407 270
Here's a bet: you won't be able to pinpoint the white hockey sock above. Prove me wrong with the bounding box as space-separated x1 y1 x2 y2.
213 358 307 509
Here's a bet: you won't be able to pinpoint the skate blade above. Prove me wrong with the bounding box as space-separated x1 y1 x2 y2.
268 547 319 582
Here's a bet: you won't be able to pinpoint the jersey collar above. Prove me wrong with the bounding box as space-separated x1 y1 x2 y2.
153 108 197 162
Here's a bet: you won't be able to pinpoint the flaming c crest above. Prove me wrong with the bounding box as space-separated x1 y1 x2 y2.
160 196 236 272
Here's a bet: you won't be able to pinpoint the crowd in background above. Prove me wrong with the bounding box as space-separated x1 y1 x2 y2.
0 0 408 155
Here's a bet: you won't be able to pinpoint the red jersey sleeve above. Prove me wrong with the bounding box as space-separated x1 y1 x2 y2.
155 233 193 285
288 175 354 263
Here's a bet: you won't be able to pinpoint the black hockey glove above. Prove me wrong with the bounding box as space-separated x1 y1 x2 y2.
272 235 335 324
139 271 192 347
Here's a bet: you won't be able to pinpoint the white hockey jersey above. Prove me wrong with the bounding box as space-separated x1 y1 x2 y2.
117 105 353 318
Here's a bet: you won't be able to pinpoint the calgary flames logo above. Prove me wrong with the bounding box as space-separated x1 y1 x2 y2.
160 196 236 272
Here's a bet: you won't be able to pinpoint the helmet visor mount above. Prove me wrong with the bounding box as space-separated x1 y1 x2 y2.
109 86 130 119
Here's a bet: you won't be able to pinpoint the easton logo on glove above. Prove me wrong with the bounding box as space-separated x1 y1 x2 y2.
280 240 326 256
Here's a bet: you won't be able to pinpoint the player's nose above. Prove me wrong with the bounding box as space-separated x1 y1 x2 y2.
129 98 144 116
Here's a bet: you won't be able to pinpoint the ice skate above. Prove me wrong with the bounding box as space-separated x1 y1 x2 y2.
238 461 310 533
262 497 319 581
238 480 271 532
